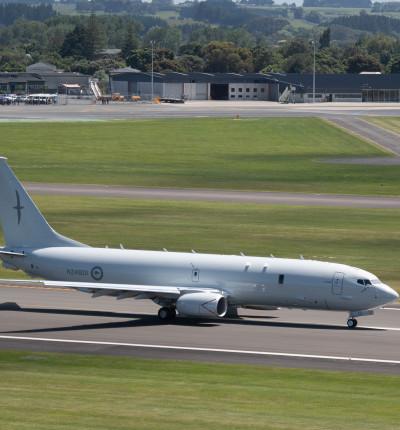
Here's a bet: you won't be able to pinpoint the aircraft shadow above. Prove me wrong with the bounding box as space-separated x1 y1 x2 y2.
0 302 380 332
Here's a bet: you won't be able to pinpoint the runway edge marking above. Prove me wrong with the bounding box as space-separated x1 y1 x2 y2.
0 335 399 365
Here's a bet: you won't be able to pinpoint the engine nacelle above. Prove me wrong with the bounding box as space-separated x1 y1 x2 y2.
176 292 228 318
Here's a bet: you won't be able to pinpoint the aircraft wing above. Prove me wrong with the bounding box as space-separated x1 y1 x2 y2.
0 279 220 300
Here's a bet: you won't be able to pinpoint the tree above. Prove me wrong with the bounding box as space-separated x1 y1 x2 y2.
293 7 304 19
201 41 253 73
84 9 104 60
282 53 312 73
126 49 152 71
387 54 400 73
178 42 203 57
316 50 346 73
177 55 205 72
251 44 282 72
0 61 25 72
142 27 182 53
345 54 382 73
59 25 87 58
319 27 331 49
305 11 321 24
121 23 140 59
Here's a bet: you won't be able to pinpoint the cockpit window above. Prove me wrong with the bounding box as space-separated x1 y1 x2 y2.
357 279 375 286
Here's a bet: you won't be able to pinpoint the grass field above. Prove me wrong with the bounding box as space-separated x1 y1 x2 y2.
363 116 400 136
1 117 398 196
1 350 400 430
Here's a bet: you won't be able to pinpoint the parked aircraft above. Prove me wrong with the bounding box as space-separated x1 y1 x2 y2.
0 157 397 328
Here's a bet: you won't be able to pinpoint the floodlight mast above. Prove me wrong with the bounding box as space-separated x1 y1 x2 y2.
312 39 316 104
150 40 155 104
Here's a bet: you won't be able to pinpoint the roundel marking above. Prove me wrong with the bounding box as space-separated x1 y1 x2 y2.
91 266 103 281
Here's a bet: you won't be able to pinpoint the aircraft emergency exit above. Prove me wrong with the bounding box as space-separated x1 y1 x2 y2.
0 157 397 328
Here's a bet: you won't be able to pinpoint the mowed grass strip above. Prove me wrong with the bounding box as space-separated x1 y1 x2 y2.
1 117 398 195
0 195 398 291
363 116 400 135
1 350 400 430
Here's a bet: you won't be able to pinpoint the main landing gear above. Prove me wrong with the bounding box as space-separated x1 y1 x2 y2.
347 318 358 328
158 306 176 321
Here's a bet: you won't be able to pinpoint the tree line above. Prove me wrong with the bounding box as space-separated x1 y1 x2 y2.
3 4 400 84
0 3 55 26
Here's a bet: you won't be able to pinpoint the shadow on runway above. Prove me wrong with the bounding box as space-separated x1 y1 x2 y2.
0 301 380 332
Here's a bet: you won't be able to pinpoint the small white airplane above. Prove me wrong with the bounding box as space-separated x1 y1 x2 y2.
0 157 398 328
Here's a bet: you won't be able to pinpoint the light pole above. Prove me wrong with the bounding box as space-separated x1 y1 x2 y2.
150 40 155 104
312 39 316 104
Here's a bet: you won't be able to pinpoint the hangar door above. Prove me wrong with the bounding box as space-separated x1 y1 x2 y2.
210 84 229 100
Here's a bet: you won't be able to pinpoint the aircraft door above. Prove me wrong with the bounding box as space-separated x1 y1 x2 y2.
332 272 344 295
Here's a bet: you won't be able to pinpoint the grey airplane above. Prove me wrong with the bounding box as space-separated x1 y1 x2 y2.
0 157 397 328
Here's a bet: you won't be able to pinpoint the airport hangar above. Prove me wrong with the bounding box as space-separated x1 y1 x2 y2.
109 68 400 103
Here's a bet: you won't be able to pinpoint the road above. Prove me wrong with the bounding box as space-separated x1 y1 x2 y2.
0 286 399 374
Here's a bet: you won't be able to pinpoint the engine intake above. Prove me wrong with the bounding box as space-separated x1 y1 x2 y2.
176 292 227 318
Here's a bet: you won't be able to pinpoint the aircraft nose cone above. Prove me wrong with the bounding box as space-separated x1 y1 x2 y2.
380 284 399 304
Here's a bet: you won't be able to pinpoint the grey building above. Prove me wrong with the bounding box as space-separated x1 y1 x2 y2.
0 72 45 94
109 68 400 103
0 63 92 95
109 68 294 101
268 72 400 103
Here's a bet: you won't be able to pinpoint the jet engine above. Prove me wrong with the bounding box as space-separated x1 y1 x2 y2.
176 292 228 318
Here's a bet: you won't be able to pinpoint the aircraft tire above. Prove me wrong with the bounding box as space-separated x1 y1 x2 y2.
158 307 176 321
347 318 357 328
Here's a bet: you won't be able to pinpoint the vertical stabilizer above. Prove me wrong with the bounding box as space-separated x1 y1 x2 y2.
0 157 87 248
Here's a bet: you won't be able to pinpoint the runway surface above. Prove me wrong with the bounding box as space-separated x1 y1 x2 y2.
0 286 399 374
1 100 400 121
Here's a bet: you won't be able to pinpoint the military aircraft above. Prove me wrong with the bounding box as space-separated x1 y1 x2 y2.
0 157 397 328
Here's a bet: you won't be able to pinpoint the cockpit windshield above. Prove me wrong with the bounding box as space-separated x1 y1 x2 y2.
357 278 380 286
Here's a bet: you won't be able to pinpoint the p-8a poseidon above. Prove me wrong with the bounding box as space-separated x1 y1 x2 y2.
0 157 397 328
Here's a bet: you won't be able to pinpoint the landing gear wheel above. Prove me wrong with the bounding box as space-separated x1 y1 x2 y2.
347 318 358 328
158 307 176 321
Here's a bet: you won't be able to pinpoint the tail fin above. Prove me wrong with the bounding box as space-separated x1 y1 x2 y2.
0 157 87 249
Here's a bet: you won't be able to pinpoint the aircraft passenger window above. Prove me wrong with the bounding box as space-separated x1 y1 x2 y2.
279 274 284 284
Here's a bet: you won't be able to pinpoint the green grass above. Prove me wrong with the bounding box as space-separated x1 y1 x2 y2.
363 116 400 135
1 196 398 291
1 350 400 430
1 117 399 196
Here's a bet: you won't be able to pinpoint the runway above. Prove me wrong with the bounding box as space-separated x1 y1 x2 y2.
0 286 399 374
1 100 400 121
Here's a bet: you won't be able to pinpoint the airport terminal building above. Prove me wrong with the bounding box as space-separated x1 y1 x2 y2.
109 68 400 103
